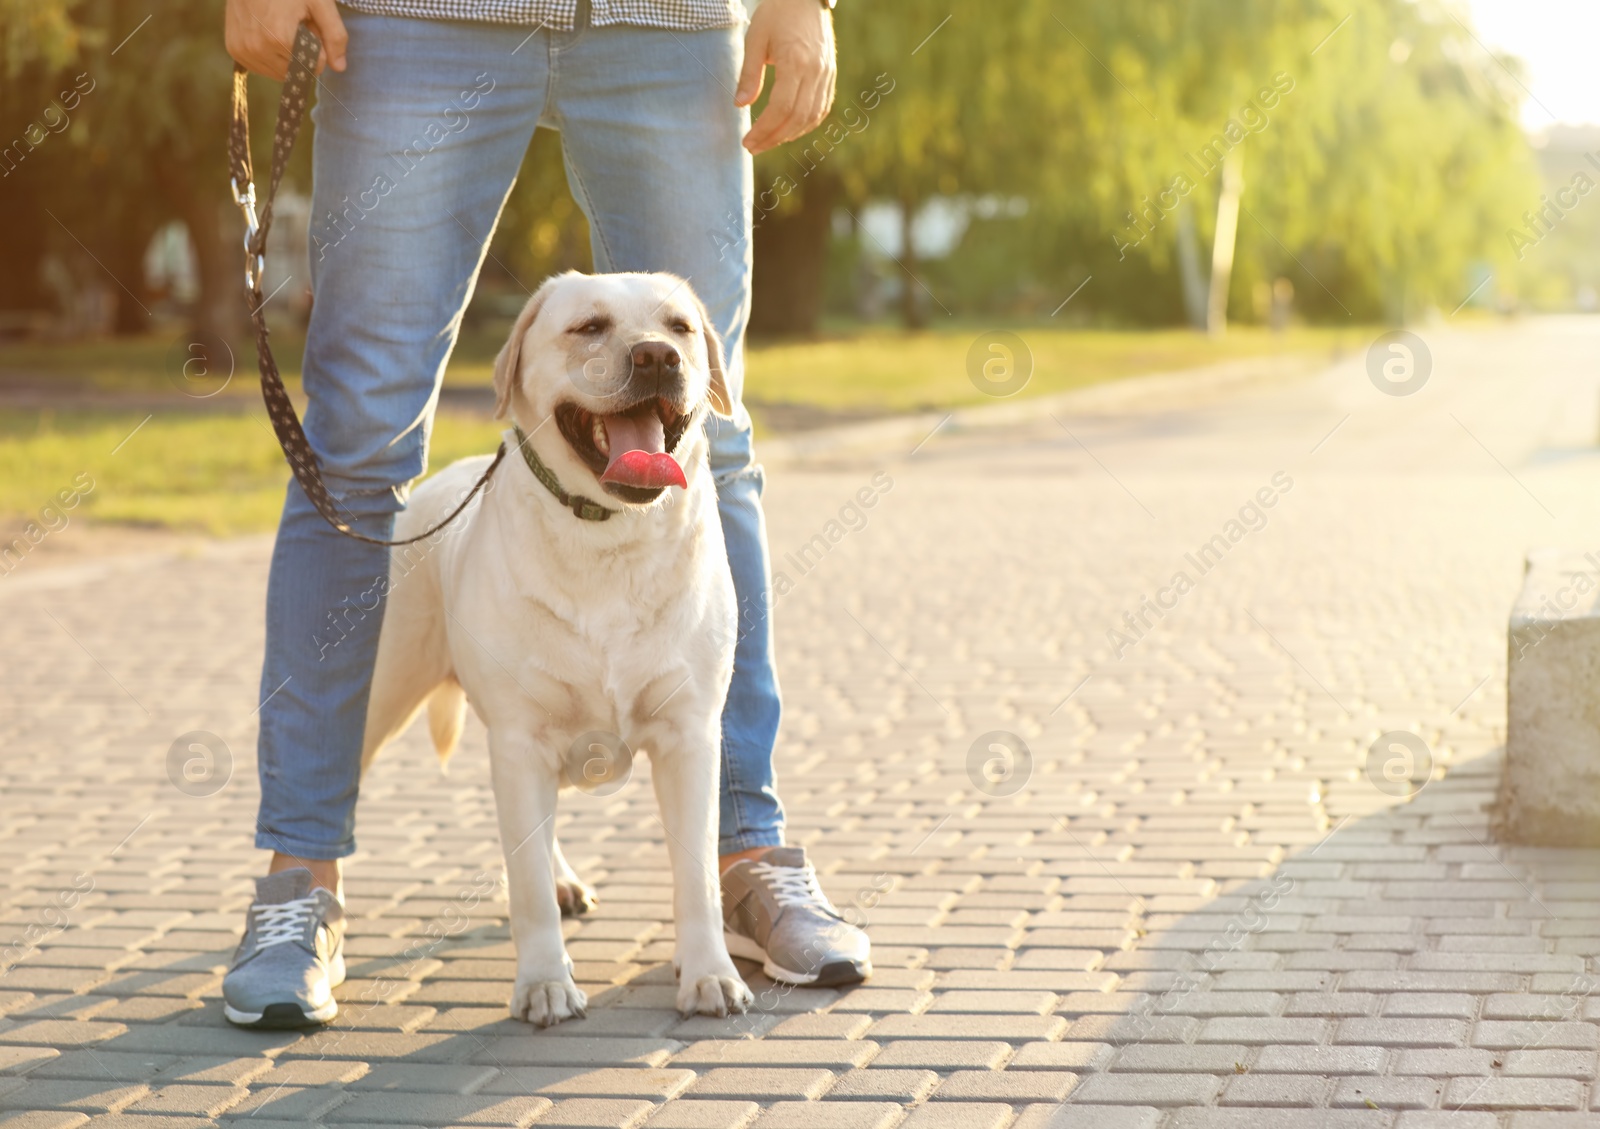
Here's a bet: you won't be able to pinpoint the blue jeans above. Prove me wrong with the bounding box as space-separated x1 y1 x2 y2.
255 5 784 860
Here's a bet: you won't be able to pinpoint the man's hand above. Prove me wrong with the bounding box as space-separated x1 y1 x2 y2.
737 0 836 154
225 0 348 80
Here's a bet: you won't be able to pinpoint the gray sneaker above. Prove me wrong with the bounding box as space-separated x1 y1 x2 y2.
222 869 346 1028
722 846 871 987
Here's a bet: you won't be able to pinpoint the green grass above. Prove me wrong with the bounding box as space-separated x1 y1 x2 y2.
0 410 504 537
0 321 1365 406
737 323 1365 412
0 321 1367 535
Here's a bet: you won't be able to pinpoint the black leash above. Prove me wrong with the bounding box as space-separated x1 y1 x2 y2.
228 25 505 547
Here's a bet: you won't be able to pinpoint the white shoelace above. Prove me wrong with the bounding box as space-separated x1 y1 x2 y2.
252 894 322 949
748 861 838 912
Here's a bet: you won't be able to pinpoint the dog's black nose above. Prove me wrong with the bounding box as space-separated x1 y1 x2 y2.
630 341 681 381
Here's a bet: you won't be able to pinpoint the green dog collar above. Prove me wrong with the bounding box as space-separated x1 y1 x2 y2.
512 425 615 522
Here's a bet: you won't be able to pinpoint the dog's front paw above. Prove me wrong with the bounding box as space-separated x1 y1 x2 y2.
510 976 588 1027
677 971 753 1017
555 875 598 917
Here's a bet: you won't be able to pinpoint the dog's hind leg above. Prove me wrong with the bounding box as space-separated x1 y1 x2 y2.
552 837 598 917
426 679 469 769
362 581 452 773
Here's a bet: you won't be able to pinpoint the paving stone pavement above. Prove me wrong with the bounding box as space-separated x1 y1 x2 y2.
7 318 1600 1127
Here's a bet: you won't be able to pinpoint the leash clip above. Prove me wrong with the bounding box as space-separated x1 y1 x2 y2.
231 176 265 290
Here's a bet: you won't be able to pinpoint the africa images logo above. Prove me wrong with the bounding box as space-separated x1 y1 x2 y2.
1107 472 1294 658
1115 71 1295 261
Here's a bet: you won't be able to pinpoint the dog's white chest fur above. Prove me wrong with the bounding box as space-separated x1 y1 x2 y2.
421 450 734 748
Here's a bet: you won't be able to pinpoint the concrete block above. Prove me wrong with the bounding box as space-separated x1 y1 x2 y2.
1501 549 1600 844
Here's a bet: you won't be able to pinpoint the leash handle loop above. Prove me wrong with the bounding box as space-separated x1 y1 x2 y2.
229 24 506 547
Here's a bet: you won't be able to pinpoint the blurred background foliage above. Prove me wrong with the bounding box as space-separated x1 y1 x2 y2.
0 0 1573 535
0 0 1556 344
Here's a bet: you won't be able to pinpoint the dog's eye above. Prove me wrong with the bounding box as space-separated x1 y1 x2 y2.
570 318 610 336
668 318 693 335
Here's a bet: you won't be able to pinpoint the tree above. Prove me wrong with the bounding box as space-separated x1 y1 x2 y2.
1045 0 1537 323
3 0 1538 343
750 0 1069 333
0 0 83 317
0 0 248 341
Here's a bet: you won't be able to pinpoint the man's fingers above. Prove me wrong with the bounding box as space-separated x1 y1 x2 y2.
226 23 285 79
226 1 344 80
233 6 294 80
787 70 833 144
308 0 349 72
735 25 769 107
774 67 825 147
783 55 835 145
776 72 822 146
813 67 837 126
744 66 804 153
249 41 291 82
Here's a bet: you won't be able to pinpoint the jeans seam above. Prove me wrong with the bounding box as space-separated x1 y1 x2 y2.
559 128 619 271
722 735 748 844
720 722 784 849
550 0 611 270
535 12 558 128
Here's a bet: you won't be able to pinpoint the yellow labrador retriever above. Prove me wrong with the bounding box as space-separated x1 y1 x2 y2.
362 271 753 1026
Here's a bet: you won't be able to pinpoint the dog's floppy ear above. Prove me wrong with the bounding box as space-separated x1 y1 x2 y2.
695 295 734 419
493 276 562 420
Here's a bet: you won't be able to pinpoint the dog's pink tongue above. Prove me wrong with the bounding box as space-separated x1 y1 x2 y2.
599 412 686 489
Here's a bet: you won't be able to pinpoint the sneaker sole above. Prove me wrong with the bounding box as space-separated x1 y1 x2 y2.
222 950 345 1029
223 999 339 1028
724 929 870 988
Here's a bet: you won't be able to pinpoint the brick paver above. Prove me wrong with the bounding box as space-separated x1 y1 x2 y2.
6 322 1600 1125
